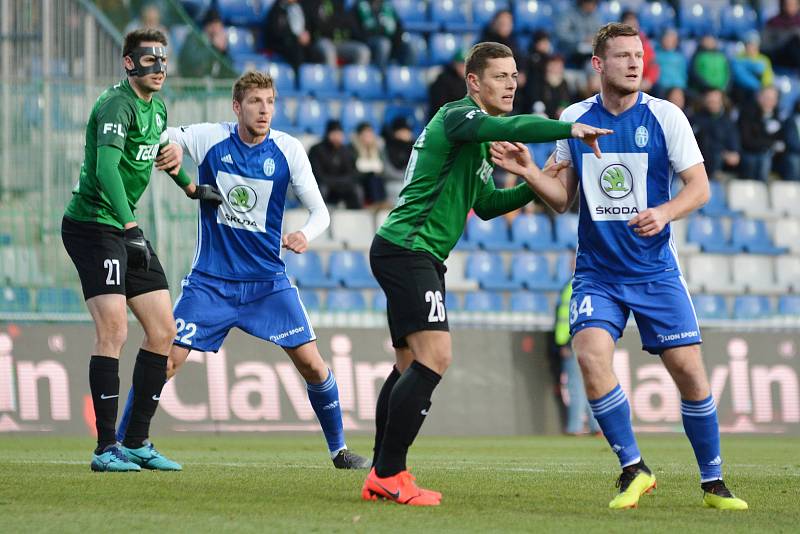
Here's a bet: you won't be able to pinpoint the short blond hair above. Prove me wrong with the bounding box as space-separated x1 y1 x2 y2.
592 23 639 58
232 71 276 102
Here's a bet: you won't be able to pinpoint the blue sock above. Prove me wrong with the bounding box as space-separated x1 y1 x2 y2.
589 384 641 468
116 387 135 443
681 395 722 482
307 369 345 457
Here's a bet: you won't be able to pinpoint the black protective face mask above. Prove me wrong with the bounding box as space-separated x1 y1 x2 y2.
125 46 167 77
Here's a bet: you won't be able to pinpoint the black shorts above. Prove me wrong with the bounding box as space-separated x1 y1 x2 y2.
61 216 169 300
370 234 448 348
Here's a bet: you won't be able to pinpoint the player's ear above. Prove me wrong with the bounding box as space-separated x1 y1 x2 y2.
590 55 603 75
466 72 479 93
232 98 241 116
123 55 134 72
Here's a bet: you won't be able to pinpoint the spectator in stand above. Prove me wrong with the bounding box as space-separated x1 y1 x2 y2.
665 86 693 120
264 0 324 71
692 89 741 180
655 28 687 96
352 122 389 208
178 10 237 78
556 0 602 67
731 30 775 103
124 2 169 36
621 11 659 92
526 55 574 119
783 101 800 180
306 0 371 67
576 62 601 101
480 9 527 108
689 34 730 95
762 0 800 70
309 120 363 209
739 86 784 181
523 30 554 97
428 49 466 119
381 116 414 204
352 0 414 67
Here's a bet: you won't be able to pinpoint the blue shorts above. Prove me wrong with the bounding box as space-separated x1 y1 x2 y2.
172 270 316 352
569 275 701 355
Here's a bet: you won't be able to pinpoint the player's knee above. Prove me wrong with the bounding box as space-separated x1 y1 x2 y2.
576 350 606 375
145 322 177 352
98 320 128 351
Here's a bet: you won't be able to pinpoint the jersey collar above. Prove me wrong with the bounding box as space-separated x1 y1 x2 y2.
595 91 643 121
232 124 271 149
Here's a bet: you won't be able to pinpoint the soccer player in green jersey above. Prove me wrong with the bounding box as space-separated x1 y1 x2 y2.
62 29 222 472
360 41 612 505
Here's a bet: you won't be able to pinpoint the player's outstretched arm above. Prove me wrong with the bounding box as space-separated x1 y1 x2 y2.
628 162 710 237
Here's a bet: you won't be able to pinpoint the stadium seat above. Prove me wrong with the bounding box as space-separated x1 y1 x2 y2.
474 0 510 27
233 53 269 75
283 251 338 289
553 252 574 286
730 218 787 255
554 214 579 249
217 0 268 26
728 180 769 218
687 254 733 293
718 3 758 40
679 1 720 38
692 293 729 320
599 0 625 24
511 214 556 251
431 0 477 32
778 295 800 316
0 286 32 313
180 0 213 22
463 290 504 312
686 215 741 254
700 180 737 217
372 290 387 311
298 64 342 99
300 290 321 310
35 287 83 314
465 251 519 290
530 142 556 167
227 27 256 56
342 65 384 100
466 216 513 250
383 103 426 135
325 289 366 311
733 295 773 320
510 252 561 291
329 251 379 288
392 0 438 33
270 96 294 131
339 100 379 134
454 233 478 250
402 32 429 66
773 218 800 254
769 182 800 217
775 74 800 120
444 252 480 291
0 246 48 286
266 62 298 96
509 291 550 313
429 33 460 65
514 0 554 32
731 255 781 294
330 210 375 249
385 66 428 102
775 255 800 292
170 25 191 57
638 1 676 37
445 291 461 311
295 98 329 136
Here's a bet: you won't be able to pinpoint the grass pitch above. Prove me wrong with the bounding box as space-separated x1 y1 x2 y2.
0 434 797 533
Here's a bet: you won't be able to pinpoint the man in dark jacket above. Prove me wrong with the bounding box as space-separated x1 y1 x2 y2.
691 89 740 179
264 0 323 71
427 50 466 119
738 86 783 181
308 120 363 208
306 0 370 66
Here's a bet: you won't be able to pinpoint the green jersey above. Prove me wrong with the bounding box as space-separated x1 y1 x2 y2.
65 78 167 228
377 96 574 261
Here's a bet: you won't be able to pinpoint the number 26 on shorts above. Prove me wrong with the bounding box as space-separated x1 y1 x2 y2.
569 295 594 324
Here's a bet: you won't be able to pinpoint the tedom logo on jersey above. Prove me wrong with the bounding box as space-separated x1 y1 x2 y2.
228 185 257 213
600 164 633 200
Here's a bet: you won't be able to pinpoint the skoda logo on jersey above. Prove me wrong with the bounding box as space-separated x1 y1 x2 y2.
228 185 258 213
263 158 276 177
634 126 649 148
600 164 634 200
155 114 163 131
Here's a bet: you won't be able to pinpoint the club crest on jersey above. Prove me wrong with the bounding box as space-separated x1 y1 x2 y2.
263 158 276 177
600 164 634 200
228 185 258 213
634 126 648 148
155 114 163 131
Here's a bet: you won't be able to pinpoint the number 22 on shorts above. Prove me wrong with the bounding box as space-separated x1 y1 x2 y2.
570 295 594 324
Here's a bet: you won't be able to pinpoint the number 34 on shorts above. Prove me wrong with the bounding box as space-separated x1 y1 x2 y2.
570 295 594 325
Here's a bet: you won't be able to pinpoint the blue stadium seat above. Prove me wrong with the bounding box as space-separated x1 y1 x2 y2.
474 0 510 27
679 1 719 38
372 290 387 311
385 66 428 102
719 4 758 40
270 98 295 132
431 0 477 32
454 233 478 250
775 75 800 120
340 101 379 134
429 33 460 65
466 216 514 250
778 295 800 316
464 290 504 312
300 290 321 311
638 1 676 37
217 0 268 26
392 0 438 33
0 287 32 313
530 142 556 167
733 295 773 320
295 99 330 136
35 287 83 314
329 251 379 289
553 252 574 286
266 61 298 96
180 0 213 22
170 25 191 56
700 180 737 217
598 0 624 24
466 251 520 290
342 65 384 99
298 64 342 99
445 291 461 311
692 293 729 320
511 214 556 251
233 53 269 74
326 289 367 311
383 103 426 135
730 218 787 255
511 252 561 291
510 291 550 313
402 32 429 66
686 215 741 254
284 251 338 288
227 27 256 56
514 0 554 32
554 214 579 249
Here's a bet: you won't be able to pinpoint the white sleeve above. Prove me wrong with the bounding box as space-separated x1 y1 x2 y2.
555 99 594 165
650 100 704 173
276 133 330 242
166 122 233 164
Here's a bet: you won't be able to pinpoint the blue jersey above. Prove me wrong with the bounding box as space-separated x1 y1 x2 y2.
168 123 320 281
556 92 703 284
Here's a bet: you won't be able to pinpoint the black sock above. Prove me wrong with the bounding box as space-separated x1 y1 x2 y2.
375 360 441 478
122 349 167 449
372 366 401 467
89 355 119 453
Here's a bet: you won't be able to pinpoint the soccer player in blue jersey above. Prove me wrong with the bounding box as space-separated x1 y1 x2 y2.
490 23 747 510
117 71 370 469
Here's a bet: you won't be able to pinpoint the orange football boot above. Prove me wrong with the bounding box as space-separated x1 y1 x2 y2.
361 468 441 506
